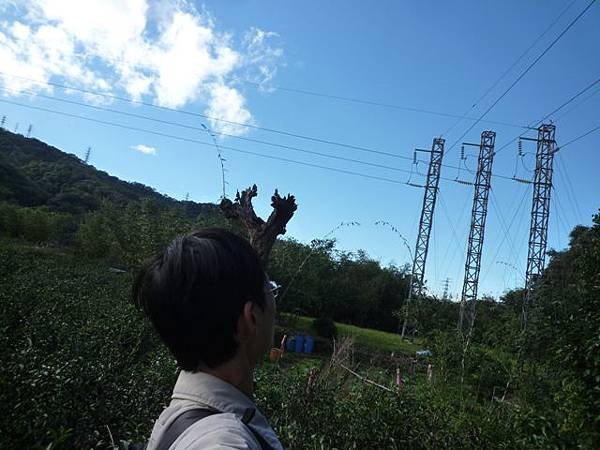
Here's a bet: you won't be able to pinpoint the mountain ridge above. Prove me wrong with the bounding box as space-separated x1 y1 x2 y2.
0 129 217 217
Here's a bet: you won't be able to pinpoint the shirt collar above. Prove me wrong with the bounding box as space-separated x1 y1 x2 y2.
172 370 282 449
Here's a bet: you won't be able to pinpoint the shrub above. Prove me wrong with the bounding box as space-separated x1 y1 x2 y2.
0 201 71 243
312 317 337 339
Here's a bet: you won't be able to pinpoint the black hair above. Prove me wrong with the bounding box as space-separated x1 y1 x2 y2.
132 228 266 371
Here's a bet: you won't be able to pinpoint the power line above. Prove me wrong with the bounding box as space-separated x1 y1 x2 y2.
555 85 600 121
1 95 529 192
9 45 528 129
414 153 523 186
555 154 584 223
553 191 565 245
437 190 467 267
0 70 526 159
0 88 419 176
439 189 471 283
442 0 579 137
0 97 425 186
240 78 526 129
480 184 531 285
558 123 600 149
447 0 597 156
552 186 572 246
1 85 527 184
0 86 416 162
490 189 519 261
494 74 600 155
544 76 600 120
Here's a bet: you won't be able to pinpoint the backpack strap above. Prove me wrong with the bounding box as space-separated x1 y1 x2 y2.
155 408 220 450
241 408 278 450
156 407 277 450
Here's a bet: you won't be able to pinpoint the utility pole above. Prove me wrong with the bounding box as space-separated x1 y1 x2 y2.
458 131 496 331
84 146 91 164
522 124 556 328
26 124 32 138
401 137 445 338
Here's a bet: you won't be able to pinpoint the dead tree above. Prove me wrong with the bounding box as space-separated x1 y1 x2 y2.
220 184 297 266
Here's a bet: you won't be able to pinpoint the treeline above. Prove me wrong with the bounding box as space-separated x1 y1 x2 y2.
0 198 415 332
0 197 552 339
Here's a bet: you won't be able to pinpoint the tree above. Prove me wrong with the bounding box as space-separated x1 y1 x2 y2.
520 212 600 447
220 184 297 266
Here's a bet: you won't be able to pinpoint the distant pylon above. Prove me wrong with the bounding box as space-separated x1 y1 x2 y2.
458 130 496 331
26 124 32 138
442 277 450 300
524 124 556 291
14 122 19 133
401 137 445 338
185 192 190 201
0 116 6 129
84 146 91 164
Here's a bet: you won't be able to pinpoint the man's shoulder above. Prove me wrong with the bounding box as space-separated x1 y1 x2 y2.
173 412 261 450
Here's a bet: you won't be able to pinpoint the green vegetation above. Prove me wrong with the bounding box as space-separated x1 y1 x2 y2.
0 131 598 449
281 313 420 355
0 239 510 449
0 239 521 449
0 239 175 448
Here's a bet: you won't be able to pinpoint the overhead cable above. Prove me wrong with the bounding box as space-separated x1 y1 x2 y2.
442 0 579 137
446 0 597 156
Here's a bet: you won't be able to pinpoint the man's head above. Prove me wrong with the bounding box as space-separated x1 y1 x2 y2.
133 228 275 372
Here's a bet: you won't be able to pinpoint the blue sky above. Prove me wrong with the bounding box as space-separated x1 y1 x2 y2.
1 0 598 299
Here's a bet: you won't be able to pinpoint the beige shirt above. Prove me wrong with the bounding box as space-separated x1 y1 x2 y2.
146 371 283 450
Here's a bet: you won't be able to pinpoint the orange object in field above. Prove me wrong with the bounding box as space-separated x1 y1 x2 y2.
269 348 282 363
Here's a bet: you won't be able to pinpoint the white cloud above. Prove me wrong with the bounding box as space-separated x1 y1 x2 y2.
0 0 284 135
242 27 284 92
131 144 157 155
206 83 254 136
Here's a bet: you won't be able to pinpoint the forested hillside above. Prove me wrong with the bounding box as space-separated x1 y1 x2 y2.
0 129 215 217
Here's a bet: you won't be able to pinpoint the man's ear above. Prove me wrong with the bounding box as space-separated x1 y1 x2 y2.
239 300 257 336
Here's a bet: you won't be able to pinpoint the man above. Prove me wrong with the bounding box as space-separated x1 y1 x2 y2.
133 228 283 449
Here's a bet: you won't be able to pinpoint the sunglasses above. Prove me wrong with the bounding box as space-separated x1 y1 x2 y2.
269 280 281 299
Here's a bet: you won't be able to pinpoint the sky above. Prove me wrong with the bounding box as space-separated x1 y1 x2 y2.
0 0 599 299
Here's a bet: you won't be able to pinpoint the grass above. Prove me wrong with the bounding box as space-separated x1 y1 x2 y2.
279 312 422 355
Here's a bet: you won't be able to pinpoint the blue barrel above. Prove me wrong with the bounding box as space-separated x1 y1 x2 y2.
286 336 296 352
294 334 305 353
303 335 314 354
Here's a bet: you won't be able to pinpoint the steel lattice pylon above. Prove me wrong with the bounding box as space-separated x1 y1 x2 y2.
410 138 445 297
525 124 556 291
458 131 496 330
401 138 444 338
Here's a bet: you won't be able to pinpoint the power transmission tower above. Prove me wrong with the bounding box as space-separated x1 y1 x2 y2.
401 137 445 338
14 122 19 133
26 124 32 138
458 131 496 331
185 192 190 201
524 124 556 291
442 277 450 300
0 116 6 129
84 146 91 164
